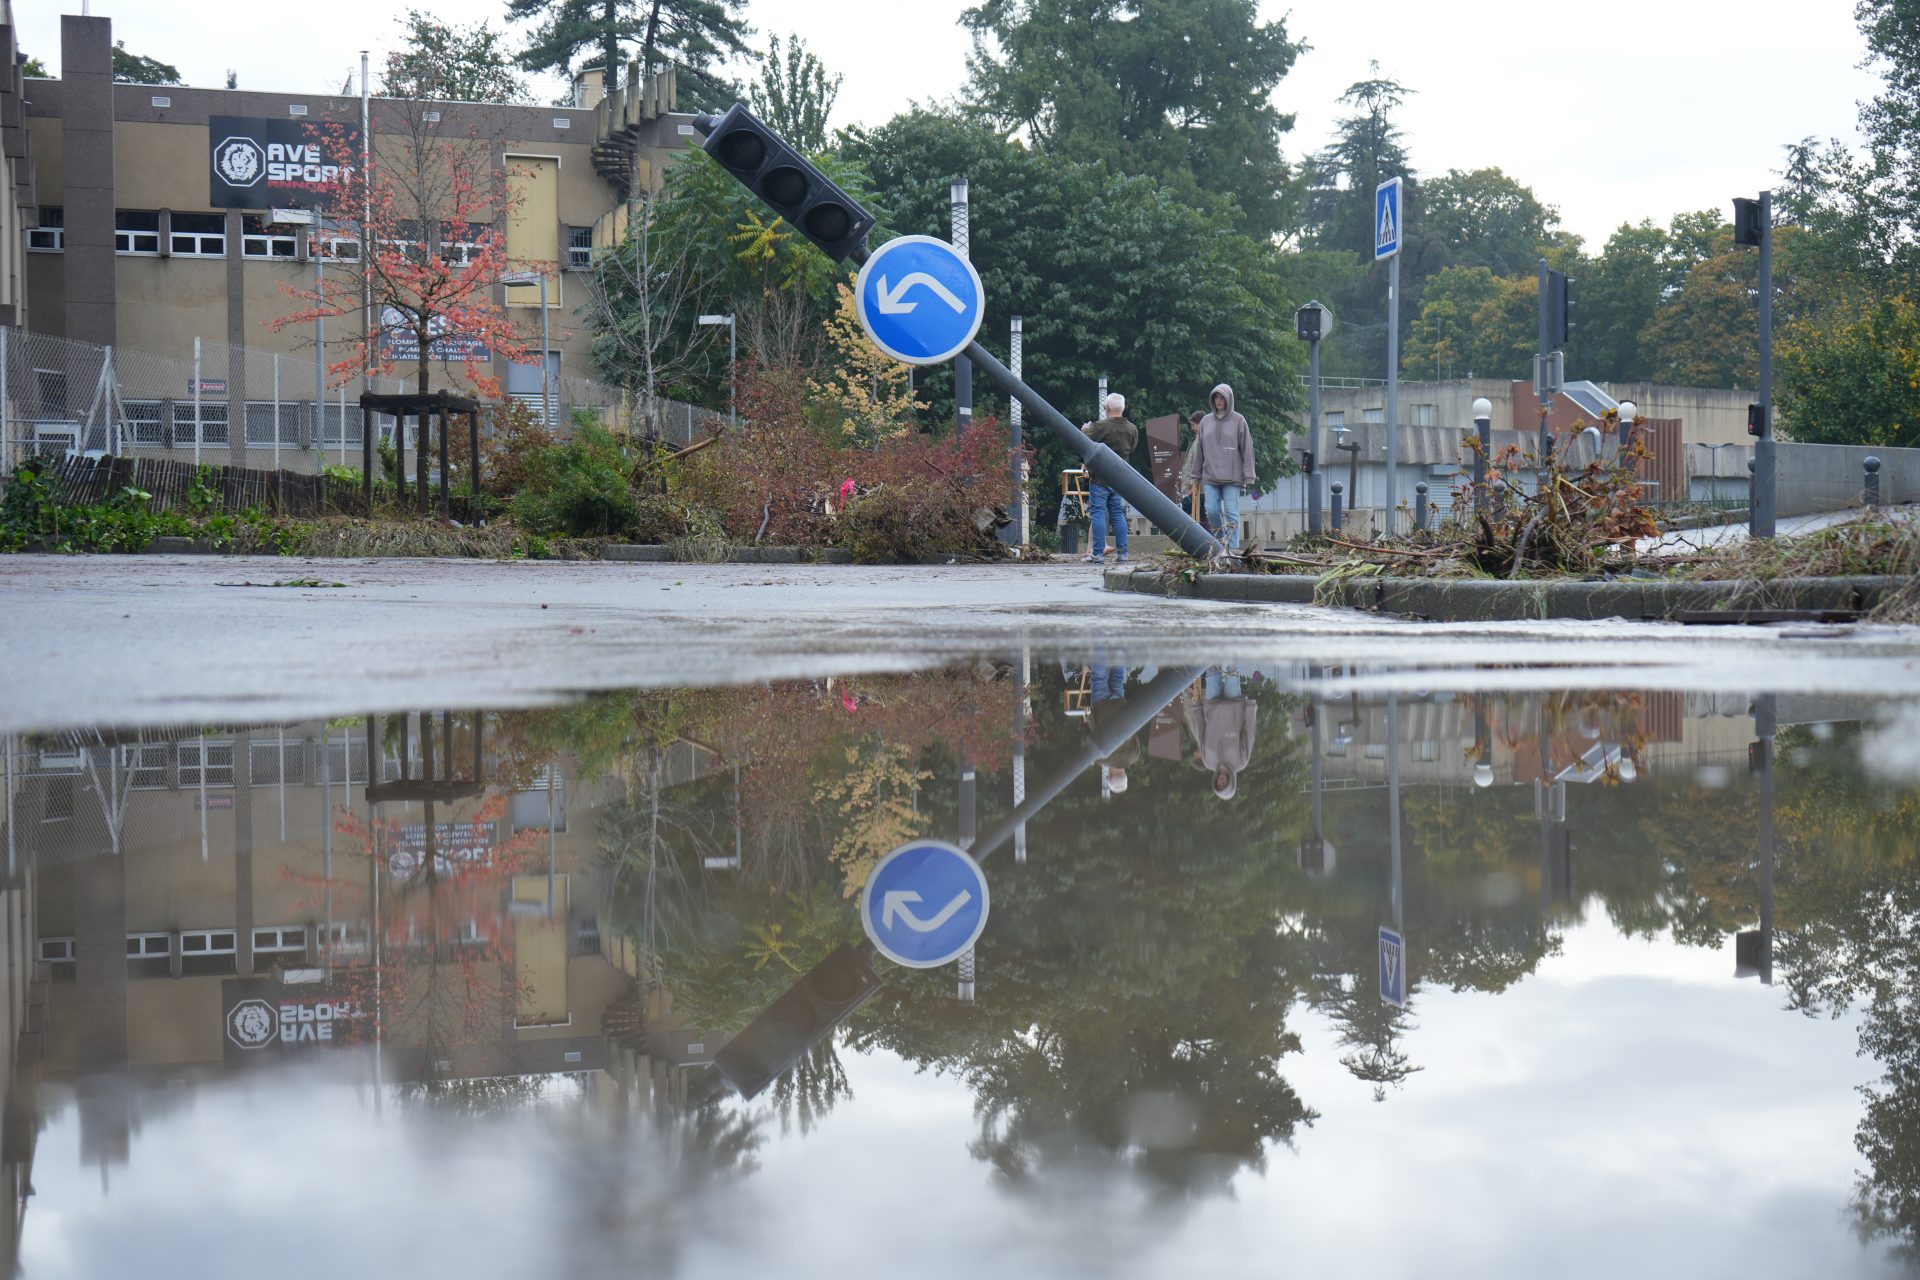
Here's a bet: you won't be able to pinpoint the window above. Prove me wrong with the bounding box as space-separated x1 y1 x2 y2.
1362 407 1385 424
27 206 62 252
115 210 161 255
38 937 77 982
170 212 227 257
124 401 165 445
1325 411 1345 429
1411 403 1436 427
173 401 230 446
324 923 368 957
566 225 592 270
121 741 171 788
288 104 308 116
244 402 302 447
249 739 307 784
178 739 235 787
253 926 308 955
34 369 69 420
241 215 299 259
151 95 172 108
126 932 171 978
181 929 238 977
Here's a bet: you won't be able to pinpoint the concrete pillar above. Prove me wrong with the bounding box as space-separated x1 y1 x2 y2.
60 17 117 347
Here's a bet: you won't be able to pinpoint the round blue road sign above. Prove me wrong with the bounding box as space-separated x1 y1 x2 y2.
859 839 990 968
854 235 986 366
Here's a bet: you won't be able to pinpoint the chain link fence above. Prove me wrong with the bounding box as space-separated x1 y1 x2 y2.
2 325 719 480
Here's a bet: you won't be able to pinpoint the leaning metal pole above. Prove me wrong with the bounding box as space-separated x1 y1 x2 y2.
964 342 1221 558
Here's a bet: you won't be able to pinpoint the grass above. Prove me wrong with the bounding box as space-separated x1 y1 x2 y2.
220 515 603 560
1679 512 1920 622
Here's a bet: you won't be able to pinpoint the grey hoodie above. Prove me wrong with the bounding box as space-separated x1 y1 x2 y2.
1189 384 1257 487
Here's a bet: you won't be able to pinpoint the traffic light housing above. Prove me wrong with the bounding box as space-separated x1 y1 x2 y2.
1733 197 1764 247
1547 270 1574 347
1747 402 1766 437
713 943 882 1099
696 103 876 263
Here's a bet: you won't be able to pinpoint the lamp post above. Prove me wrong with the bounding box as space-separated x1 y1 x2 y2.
951 176 972 428
697 313 737 427
502 271 554 427
1472 396 1492 518
1294 301 1333 535
1333 426 1360 520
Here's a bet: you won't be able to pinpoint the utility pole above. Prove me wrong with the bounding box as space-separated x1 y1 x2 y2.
1536 257 1552 462
951 177 972 430
1375 178 1403 534
1007 314 1024 546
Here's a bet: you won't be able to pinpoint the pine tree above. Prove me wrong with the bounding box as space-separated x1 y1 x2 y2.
504 0 752 110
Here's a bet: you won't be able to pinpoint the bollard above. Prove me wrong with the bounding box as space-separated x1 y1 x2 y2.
1330 481 1344 533
1865 455 1882 509
1415 481 1429 532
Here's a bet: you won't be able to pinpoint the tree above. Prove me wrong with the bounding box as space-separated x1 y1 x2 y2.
1403 266 1535 381
1843 0 1920 283
266 111 546 401
111 41 181 85
839 109 1306 521
22 55 48 79
1418 168 1558 279
809 285 927 445
384 10 531 104
1778 291 1920 448
580 186 711 439
960 0 1304 239
1302 65 1414 259
505 0 753 111
748 33 840 154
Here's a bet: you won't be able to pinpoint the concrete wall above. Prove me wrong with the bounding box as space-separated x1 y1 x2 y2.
1317 378 1756 449
1777 440 1920 516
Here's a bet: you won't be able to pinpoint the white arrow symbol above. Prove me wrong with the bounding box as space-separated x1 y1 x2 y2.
876 272 968 316
882 888 973 932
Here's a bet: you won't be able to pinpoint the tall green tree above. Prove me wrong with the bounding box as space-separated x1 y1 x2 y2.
1418 167 1558 279
1844 0 1920 282
1778 291 1920 448
1302 65 1414 259
839 109 1306 521
111 41 181 85
959 0 1303 238
505 0 752 110
747 33 840 153
1403 266 1534 381
383 10 530 103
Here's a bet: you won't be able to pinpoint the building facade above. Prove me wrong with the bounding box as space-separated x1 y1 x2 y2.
16 14 694 469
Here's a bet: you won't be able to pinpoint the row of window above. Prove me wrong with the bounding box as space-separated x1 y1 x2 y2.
38 926 362 979
121 402 418 449
116 739 370 789
1323 406 1439 429
30 206 595 269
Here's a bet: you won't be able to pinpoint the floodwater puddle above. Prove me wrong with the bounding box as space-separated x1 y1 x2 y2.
4 659 1919 1277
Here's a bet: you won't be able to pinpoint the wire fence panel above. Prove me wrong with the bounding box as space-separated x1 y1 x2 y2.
2 325 713 482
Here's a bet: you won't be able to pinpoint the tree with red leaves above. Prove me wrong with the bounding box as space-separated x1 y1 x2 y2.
266 106 550 402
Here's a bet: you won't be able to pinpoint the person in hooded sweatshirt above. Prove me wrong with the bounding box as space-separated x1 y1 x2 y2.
1185 384 1257 550
1183 666 1257 802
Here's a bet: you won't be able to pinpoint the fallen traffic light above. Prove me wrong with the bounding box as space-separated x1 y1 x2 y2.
696 103 876 263
713 942 883 1099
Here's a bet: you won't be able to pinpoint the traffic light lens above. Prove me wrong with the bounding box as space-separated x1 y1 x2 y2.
715 131 766 173
804 203 852 245
760 165 809 209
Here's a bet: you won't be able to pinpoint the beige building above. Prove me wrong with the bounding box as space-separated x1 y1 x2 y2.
18 13 694 470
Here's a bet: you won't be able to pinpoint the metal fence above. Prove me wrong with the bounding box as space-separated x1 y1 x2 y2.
1 326 719 480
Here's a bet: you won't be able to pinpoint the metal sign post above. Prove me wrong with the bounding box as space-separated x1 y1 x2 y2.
1376 179 1403 533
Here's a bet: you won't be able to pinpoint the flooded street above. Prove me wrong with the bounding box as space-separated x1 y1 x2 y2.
4 628 1920 1276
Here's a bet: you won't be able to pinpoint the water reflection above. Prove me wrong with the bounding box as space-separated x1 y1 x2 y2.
1 664 1918 1273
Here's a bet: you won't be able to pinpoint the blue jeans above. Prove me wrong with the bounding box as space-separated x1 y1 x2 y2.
1090 665 1128 705
1203 483 1243 549
1204 669 1242 701
1089 481 1128 556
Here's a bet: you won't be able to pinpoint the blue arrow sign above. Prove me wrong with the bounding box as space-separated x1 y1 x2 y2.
1375 177 1403 261
1379 925 1408 1008
860 839 990 968
854 234 986 366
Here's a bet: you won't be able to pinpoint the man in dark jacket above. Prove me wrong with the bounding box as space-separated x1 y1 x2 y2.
1080 393 1140 563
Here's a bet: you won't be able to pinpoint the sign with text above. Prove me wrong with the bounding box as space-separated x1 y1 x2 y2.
222 977 367 1067
385 819 498 879
209 115 359 210
1146 414 1184 501
378 306 491 364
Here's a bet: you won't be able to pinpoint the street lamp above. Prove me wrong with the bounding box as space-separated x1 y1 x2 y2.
1294 300 1334 535
1472 396 1493 518
500 270 553 428
698 313 737 427
1332 424 1360 515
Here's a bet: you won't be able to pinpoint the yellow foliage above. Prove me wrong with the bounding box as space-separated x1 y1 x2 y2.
814 740 932 897
809 284 927 445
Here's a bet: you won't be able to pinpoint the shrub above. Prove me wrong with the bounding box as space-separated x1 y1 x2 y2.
480 400 556 500
508 423 640 537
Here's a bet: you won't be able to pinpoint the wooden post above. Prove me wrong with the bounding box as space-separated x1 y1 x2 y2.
415 406 429 515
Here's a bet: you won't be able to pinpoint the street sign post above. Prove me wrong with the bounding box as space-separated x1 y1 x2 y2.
854 234 986 366
1376 178 1403 533
1379 925 1408 1008
860 839 991 968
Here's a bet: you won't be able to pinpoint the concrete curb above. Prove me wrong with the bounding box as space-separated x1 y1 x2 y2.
1103 565 1900 621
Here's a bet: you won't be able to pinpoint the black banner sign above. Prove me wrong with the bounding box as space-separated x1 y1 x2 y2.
208 115 360 210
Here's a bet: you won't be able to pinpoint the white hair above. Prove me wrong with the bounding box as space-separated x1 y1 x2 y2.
1104 392 1127 413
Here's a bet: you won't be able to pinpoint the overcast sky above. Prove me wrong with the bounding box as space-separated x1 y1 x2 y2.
20 0 1883 248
